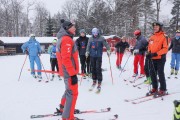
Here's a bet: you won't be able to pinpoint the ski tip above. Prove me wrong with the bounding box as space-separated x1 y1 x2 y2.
124 99 129 102
114 114 118 118
132 102 137 104
107 107 111 111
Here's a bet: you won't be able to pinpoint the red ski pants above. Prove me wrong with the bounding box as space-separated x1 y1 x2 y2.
116 53 124 67
133 54 145 74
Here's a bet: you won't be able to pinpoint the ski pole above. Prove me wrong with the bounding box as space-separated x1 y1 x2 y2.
108 55 114 85
119 53 131 78
39 56 49 81
18 55 28 81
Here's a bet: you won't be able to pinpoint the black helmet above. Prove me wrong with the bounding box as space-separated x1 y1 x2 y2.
152 21 163 27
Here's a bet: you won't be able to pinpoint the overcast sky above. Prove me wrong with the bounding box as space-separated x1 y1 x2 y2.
28 0 173 21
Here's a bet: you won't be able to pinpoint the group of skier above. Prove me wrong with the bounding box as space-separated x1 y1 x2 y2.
21 19 180 120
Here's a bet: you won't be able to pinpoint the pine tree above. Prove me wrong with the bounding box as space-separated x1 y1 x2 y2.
170 0 180 33
46 15 54 36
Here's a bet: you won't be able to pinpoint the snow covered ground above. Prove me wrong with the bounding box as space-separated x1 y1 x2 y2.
0 52 180 120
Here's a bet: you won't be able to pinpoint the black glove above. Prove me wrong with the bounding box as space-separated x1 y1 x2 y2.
146 53 158 59
71 75 78 85
25 50 29 55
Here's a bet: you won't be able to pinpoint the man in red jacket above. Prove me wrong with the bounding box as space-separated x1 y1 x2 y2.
56 19 79 120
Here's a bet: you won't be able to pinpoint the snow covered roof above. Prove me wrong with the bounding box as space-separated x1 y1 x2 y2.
0 35 120 44
0 37 57 44
73 35 120 41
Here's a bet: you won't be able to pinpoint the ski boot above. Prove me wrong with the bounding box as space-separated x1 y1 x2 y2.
144 77 152 84
32 74 37 78
96 82 101 93
116 65 122 70
146 88 157 96
153 90 168 98
132 73 138 77
168 68 175 79
138 74 145 79
171 68 175 75
89 81 96 91
51 74 54 81
37 75 42 82
83 74 86 79
175 70 179 79
58 75 62 80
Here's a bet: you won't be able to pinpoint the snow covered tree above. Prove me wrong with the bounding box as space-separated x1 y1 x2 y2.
170 0 180 33
32 2 48 37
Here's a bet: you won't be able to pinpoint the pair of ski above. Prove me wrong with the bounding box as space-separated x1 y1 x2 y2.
32 75 49 83
124 92 180 104
124 77 146 89
30 107 118 120
168 74 178 79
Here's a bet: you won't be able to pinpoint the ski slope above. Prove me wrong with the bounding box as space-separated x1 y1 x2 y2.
0 52 179 120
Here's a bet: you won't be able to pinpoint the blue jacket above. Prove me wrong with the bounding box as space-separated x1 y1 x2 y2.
86 36 110 57
134 35 148 55
21 38 41 56
48 45 57 58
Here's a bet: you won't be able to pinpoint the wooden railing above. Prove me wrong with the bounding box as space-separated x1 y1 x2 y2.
0 48 16 55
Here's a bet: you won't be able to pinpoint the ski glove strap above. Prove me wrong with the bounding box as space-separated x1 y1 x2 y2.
71 75 78 85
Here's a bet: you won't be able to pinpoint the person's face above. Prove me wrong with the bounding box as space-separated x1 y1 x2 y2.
53 42 56 46
122 39 126 42
176 33 180 36
80 32 85 37
153 25 160 33
68 26 76 35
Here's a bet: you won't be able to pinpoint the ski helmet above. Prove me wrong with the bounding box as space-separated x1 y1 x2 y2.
134 30 141 36
152 21 163 28
79 29 86 34
92 28 99 36
52 39 57 43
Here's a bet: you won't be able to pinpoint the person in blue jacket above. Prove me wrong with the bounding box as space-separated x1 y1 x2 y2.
21 34 42 79
86 28 110 91
48 39 61 80
168 30 180 79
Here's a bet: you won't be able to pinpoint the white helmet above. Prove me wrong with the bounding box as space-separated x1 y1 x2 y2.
30 34 35 37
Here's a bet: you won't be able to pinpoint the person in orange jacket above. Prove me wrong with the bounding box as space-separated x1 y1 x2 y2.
146 21 169 97
55 19 80 120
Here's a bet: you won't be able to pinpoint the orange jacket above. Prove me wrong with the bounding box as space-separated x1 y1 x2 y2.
56 28 79 77
148 31 169 59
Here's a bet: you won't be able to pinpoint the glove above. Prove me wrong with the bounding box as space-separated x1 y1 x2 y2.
85 52 89 58
25 50 29 55
107 50 111 56
146 53 158 59
71 75 78 85
133 49 139 54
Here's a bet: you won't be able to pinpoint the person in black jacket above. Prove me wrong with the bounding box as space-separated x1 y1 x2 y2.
115 36 129 69
76 29 90 77
169 30 180 78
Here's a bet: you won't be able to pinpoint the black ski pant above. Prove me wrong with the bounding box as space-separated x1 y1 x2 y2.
144 58 150 77
80 55 90 73
50 58 59 72
149 57 166 91
91 57 102 83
